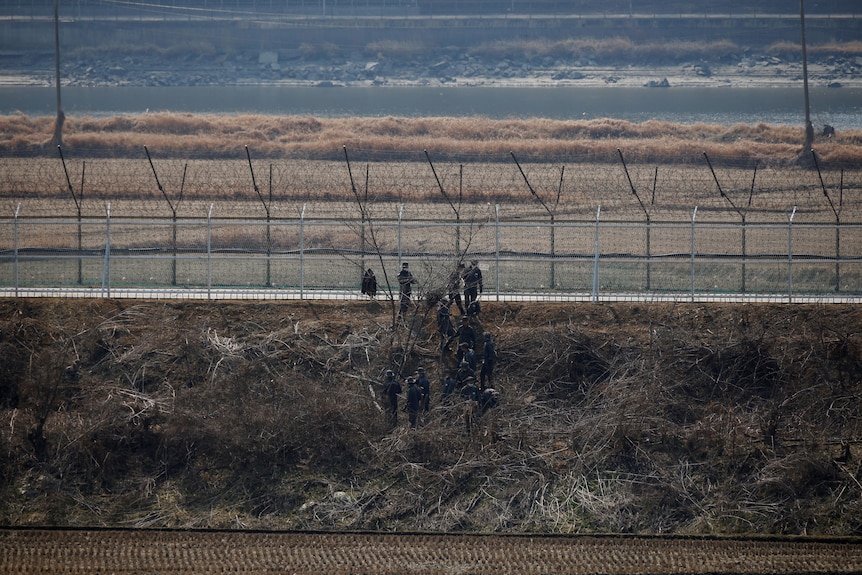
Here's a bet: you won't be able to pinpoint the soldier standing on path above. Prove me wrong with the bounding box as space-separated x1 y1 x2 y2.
398 262 417 317
447 263 466 316
383 370 402 426
463 259 483 315
361 268 377 298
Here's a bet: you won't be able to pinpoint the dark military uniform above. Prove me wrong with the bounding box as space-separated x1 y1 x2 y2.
383 371 402 425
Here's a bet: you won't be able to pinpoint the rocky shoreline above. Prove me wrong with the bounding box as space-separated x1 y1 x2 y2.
2 49 861 89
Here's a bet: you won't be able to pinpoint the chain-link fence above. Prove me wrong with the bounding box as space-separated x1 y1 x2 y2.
2 152 859 300
3 203 860 302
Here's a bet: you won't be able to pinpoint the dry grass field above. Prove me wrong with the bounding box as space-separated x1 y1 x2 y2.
1 299 861 536
2 113 859 223
2 528 862 575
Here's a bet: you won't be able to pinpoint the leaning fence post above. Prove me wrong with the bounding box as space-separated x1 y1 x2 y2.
495 203 500 301
691 206 698 302
592 205 601 302
618 148 651 291
207 203 213 300
101 202 111 298
13 203 20 297
300 203 306 299
788 205 797 303
705 152 747 292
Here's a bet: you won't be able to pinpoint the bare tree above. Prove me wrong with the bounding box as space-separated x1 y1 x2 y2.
343 147 486 374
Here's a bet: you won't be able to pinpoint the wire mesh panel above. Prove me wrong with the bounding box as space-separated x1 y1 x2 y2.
2 214 862 299
2 149 861 300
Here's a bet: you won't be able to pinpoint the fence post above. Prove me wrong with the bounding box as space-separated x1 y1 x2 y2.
207 203 213 300
13 203 20 297
300 203 306 299
101 202 111 298
495 204 500 301
788 206 797 303
691 206 698 302
397 203 404 264
591 205 601 302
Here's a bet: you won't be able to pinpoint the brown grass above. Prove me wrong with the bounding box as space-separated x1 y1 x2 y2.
1 299 861 536
768 40 862 57
2 113 861 167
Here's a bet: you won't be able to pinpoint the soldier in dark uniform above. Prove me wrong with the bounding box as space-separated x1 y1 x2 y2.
416 366 431 413
480 386 499 415
406 377 423 428
480 331 496 388
382 370 402 426
361 268 377 298
455 316 476 350
397 262 417 316
455 360 474 387
463 259 483 315
447 263 466 316
460 375 480 435
457 342 477 372
441 368 456 403
437 299 456 351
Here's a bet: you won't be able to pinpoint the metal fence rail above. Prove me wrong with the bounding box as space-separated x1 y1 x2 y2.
1 0 857 19
3 204 860 302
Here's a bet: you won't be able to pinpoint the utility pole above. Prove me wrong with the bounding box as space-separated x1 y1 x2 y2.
50 0 64 148
800 0 814 151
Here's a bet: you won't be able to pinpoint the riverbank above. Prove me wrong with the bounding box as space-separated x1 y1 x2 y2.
2 47 861 90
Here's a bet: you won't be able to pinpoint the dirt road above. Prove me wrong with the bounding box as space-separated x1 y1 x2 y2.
2 528 861 574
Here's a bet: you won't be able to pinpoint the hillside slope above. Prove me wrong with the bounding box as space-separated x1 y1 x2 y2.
1 298 860 535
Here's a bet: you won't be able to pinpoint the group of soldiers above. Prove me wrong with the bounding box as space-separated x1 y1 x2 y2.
443 260 484 317
398 258 483 317
381 355 498 434
362 259 484 320
382 306 498 433
369 259 497 433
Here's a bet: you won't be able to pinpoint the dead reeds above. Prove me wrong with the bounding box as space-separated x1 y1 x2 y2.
2 113 861 168
2 299 861 536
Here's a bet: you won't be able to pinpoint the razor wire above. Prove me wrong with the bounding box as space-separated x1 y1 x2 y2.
1 148 858 223
1 148 860 300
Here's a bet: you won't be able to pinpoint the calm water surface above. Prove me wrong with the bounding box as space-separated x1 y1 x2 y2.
1 85 860 128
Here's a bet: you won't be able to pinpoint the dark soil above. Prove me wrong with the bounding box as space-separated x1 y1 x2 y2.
3 528 862 575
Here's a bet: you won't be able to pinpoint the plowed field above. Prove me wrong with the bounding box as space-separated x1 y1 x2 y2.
2 528 861 575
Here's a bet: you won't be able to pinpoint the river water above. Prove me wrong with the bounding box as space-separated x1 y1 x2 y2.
1 85 861 129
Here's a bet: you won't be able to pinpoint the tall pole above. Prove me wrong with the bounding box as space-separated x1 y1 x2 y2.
51 0 64 147
801 0 814 151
